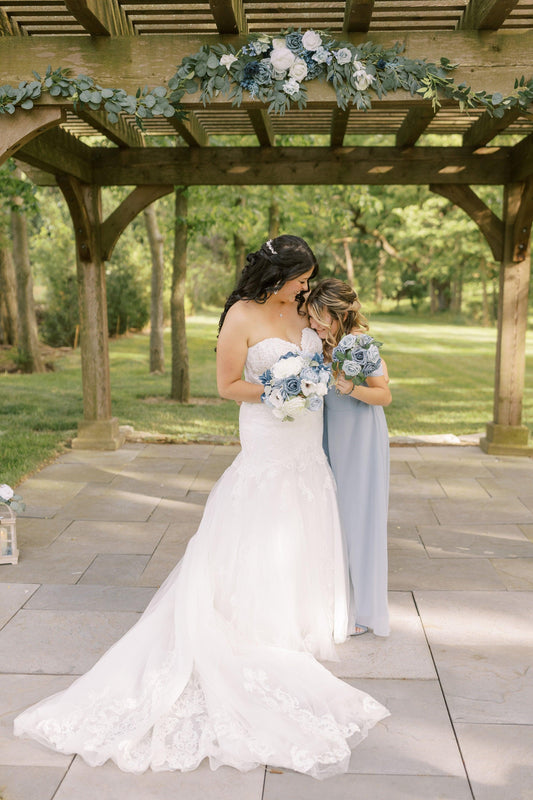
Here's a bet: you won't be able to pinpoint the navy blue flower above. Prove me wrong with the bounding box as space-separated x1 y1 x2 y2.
302 52 322 80
376 58 387 70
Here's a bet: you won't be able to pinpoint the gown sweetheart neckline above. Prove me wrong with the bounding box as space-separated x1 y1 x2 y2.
247 327 315 352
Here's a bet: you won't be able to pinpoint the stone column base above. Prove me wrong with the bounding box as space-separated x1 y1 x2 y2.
71 417 126 451
480 422 533 456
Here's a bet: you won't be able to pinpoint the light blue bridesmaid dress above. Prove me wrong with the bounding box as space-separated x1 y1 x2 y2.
323 365 390 637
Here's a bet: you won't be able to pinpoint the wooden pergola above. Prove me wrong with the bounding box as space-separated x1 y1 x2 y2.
1 1 532 454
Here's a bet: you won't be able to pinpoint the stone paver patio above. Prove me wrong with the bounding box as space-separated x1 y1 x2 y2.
1 442 532 800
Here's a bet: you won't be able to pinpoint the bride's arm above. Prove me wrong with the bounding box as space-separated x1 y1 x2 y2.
217 304 264 404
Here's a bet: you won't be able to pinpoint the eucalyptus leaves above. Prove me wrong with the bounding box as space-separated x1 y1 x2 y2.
0 28 532 127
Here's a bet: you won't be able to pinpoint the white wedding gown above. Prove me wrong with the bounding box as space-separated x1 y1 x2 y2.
14 328 389 779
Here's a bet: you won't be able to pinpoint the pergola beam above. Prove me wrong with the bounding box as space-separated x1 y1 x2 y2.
331 109 350 147
463 107 523 147
12 139 512 186
208 0 247 35
64 0 133 36
396 106 438 148
169 113 210 148
18 127 93 183
457 0 521 30
1 31 532 99
87 146 509 186
0 106 65 165
248 109 275 147
344 0 375 32
74 108 145 148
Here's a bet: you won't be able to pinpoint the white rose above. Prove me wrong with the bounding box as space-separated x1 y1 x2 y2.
271 355 304 379
283 77 300 97
314 382 328 396
220 53 238 69
289 57 308 82
0 484 14 501
281 396 307 418
354 70 375 91
272 37 287 50
270 46 296 72
302 30 322 51
334 48 352 65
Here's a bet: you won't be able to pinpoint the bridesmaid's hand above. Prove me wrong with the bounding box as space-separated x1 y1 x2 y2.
335 374 354 395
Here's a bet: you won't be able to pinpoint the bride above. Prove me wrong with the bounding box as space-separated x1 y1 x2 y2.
14 234 388 779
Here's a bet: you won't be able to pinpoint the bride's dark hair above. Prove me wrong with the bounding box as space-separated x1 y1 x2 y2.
218 234 318 332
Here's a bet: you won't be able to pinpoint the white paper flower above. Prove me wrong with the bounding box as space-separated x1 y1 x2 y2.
289 58 308 82
302 30 322 52
283 397 305 417
0 484 14 502
353 58 365 71
334 48 352 65
266 386 285 409
283 77 301 97
271 355 304 379
271 46 296 72
220 53 238 69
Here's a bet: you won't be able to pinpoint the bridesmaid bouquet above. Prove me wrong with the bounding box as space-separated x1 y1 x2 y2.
260 351 331 421
332 333 383 386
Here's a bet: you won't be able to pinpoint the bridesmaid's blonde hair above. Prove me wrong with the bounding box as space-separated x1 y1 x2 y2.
307 278 369 360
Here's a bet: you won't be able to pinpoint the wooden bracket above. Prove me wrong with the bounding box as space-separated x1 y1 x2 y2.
429 183 504 261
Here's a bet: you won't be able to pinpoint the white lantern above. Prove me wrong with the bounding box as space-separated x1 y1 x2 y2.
0 502 19 565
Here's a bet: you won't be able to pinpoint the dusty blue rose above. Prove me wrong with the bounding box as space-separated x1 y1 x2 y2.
285 32 304 53
300 366 319 383
306 395 323 412
339 333 357 349
342 360 363 377
282 376 301 396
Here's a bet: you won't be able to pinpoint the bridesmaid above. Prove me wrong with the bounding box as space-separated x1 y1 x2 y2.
307 278 392 637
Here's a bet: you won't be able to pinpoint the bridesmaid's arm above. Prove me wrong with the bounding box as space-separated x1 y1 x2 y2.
217 305 264 404
336 373 392 406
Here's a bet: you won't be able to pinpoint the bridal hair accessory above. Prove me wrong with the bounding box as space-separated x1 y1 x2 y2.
265 239 277 255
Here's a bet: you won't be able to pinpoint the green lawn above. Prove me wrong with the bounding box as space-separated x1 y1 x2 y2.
1 311 532 487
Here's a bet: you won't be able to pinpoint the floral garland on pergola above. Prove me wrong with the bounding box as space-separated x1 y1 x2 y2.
1 28 532 127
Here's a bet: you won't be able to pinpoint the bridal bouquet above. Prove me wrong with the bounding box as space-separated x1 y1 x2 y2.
332 333 383 386
260 351 331 421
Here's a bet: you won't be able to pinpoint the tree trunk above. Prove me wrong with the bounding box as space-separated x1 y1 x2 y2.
268 190 280 238
0 245 18 345
342 238 355 286
375 249 385 306
480 258 490 327
10 199 44 372
143 204 165 373
450 268 463 313
233 196 246 284
170 188 190 403
429 279 439 313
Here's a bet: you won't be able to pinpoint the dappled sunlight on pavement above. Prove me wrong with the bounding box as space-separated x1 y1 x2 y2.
0 443 532 799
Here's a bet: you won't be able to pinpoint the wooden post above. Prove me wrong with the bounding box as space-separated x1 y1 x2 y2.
57 176 124 449
57 177 173 449
480 180 533 455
